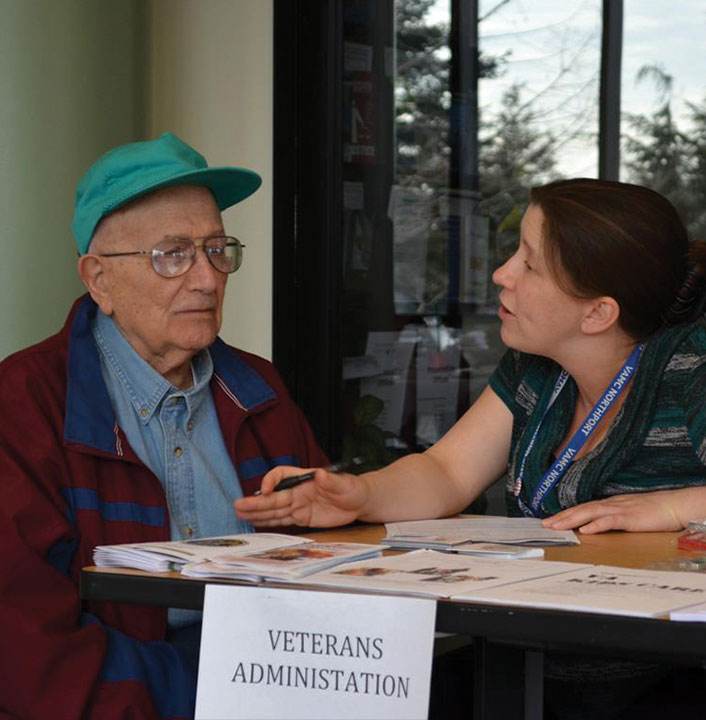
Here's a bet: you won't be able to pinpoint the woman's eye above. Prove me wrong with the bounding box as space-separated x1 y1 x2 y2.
523 260 533 271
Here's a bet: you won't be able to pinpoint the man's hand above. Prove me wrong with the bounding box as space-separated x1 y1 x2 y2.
540 488 706 534
234 465 370 528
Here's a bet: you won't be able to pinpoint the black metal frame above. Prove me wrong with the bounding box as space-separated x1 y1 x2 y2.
599 0 623 179
272 0 344 456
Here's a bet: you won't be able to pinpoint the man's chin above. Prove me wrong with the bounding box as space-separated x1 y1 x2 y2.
176 327 220 353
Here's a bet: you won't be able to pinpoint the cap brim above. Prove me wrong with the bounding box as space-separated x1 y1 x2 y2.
123 165 262 213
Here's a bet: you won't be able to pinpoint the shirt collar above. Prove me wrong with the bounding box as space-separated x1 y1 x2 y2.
65 295 279 455
92 310 214 424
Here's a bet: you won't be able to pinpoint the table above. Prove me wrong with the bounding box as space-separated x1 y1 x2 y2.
81 524 706 719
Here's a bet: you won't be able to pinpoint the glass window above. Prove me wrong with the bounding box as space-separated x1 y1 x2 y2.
274 0 706 518
339 0 602 513
621 0 706 240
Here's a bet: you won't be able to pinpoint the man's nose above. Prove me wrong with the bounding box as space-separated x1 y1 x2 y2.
186 247 221 290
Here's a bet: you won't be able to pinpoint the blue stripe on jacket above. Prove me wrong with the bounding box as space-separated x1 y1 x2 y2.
237 454 301 481
62 488 165 528
82 614 197 719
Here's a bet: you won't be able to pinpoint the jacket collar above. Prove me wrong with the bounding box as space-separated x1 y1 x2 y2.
209 337 277 410
64 296 277 454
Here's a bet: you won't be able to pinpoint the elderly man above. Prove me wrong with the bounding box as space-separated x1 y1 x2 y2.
0 133 327 719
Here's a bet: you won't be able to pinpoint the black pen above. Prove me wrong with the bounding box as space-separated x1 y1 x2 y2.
254 457 365 495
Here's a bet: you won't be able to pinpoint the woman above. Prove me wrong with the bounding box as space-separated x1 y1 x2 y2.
236 178 706 534
237 178 706 718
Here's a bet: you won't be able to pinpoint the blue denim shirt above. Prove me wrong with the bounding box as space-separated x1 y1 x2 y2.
92 310 253 625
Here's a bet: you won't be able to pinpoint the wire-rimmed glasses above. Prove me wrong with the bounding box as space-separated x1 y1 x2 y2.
97 236 244 277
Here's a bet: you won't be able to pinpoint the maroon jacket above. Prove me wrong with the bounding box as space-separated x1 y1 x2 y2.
0 295 328 719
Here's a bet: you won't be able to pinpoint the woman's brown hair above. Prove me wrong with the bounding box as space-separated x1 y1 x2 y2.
529 178 706 339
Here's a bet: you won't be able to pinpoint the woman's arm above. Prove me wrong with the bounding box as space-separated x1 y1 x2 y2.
541 486 706 534
546 349 706 535
234 386 513 528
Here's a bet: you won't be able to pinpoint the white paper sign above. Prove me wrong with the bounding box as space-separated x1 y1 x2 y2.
360 329 417 436
415 327 461 446
195 585 436 720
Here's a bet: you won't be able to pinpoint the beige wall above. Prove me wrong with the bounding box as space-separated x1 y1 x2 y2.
0 0 148 360
0 0 273 361
145 0 274 359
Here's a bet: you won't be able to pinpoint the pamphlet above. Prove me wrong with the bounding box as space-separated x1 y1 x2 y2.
93 533 308 573
451 543 544 559
381 536 543 558
180 542 381 583
454 564 706 617
670 601 706 622
302 549 584 599
384 517 579 547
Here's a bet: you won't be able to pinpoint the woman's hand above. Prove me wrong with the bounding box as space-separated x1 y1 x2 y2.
541 487 706 534
234 465 370 528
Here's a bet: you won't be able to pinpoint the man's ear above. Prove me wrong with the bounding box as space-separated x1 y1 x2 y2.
581 296 620 335
77 255 114 316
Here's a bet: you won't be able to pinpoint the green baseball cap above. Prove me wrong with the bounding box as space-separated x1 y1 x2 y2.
72 132 262 254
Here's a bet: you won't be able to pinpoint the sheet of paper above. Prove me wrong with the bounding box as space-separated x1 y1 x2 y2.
415 327 461 446
93 533 309 572
196 586 435 719
454 565 706 617
670 600 706 622
459 214 490 306
343 41 373 72
303 549 584 599
359 329 416 436
451 543 544 559
388 186 433 313
384 517 579 546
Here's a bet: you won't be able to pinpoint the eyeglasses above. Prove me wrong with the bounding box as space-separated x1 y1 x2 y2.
97 236 245 277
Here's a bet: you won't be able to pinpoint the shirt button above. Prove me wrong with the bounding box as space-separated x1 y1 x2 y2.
184 526 194 538
174 446 183 457
140 408 148 417
187 420 194 432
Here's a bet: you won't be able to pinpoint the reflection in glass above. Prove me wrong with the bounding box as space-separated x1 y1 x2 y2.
341 1 601 512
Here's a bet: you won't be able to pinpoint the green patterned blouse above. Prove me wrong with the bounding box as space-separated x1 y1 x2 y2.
489 319 706 518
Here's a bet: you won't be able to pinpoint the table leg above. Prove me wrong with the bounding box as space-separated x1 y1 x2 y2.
524 650 544 720
472 638 525 718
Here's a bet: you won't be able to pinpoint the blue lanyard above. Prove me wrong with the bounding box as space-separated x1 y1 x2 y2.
515 342 645 518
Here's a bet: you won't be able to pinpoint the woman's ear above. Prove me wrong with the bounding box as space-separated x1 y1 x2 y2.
581 296 620 335
77 255 114 316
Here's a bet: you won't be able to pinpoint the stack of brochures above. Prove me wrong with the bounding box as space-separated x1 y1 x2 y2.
94 533 306 572
381 517 578 553
93 533 380 582
302 549 584 599
180 542 381 583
